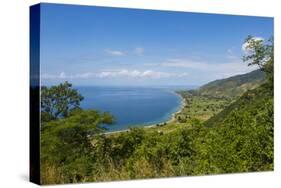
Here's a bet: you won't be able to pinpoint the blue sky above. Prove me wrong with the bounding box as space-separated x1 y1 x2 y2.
40 3 273 86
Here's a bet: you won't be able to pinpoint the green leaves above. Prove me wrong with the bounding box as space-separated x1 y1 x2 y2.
243 36 274 89
40 109 115 184
41 81 84 120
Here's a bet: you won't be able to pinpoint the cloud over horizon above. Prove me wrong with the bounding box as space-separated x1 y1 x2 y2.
41 69 189 80
134 47 144 56
158 58 257 75
105 49 125 56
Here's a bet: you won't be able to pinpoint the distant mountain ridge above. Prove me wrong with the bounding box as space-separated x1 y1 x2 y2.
197 69 265 98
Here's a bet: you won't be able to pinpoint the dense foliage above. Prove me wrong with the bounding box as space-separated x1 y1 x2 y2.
41 81 84 121
40 36 273 184
243 36 274 90
41 85 273 184
41 109 115 183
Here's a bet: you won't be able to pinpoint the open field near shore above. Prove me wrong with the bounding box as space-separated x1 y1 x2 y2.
104 90 232 137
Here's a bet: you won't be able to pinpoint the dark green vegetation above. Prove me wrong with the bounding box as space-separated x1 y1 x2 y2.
41 82 84 122
40 36 273 184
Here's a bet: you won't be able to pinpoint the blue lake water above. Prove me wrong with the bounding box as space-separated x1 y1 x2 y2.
77 86 183 132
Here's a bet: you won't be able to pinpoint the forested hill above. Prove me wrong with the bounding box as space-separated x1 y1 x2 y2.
197 69 265 98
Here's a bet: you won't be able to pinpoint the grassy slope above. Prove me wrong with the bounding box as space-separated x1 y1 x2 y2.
171 69 266 126
175 91 231 123
204 83 273 128
197 69 265 98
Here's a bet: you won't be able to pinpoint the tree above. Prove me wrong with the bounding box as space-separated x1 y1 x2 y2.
41 81 84 120
41 109 115 183
243 36 274 88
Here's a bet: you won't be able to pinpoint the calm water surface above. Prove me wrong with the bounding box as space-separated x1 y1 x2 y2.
77 86 183 132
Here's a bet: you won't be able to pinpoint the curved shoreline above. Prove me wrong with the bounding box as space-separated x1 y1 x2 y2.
103 91 186 135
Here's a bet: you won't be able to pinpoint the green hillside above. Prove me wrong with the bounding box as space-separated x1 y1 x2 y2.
204 83 273 127
174 70 265 123
197 69 265 98
204 83 273 170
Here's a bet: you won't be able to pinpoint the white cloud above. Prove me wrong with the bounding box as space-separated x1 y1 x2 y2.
42 69 189 80
58 72 66 79
177 72 189 77
96 69 179 79
242 37 264 54
105 49 125 56
73 72 93 78
226 48 238 60
159 58 257 77
134 47 144 56
160 59 207 70
227 49 233 54
41 73 57 79
41 72 94 80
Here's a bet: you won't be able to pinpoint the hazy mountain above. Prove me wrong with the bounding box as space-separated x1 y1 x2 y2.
197 69 265 98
